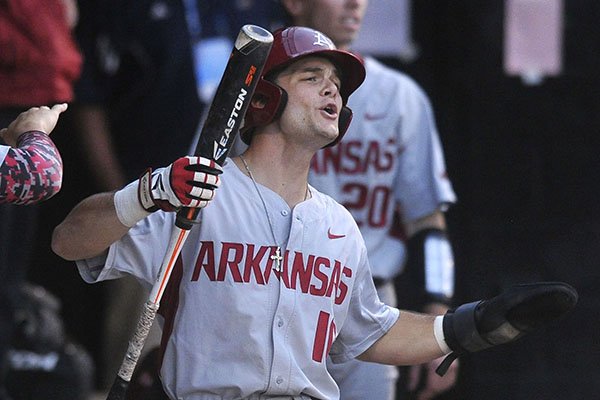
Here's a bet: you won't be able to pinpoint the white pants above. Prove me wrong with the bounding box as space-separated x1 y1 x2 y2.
327 281 399 400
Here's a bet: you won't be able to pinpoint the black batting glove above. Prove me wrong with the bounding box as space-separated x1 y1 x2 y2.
436 282 578 376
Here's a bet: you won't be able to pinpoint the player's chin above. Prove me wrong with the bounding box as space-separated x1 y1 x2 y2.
306 134 335 150
318 128 339 146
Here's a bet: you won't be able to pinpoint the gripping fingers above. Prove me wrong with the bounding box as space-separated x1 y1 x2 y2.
187 182 217 208
186 157 222 207
186 156 223 175
170 156 222 208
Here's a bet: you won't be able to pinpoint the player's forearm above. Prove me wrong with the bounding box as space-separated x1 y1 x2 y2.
0 131 63 205
358 310 445 366
52 192 130 260
422 302 450 316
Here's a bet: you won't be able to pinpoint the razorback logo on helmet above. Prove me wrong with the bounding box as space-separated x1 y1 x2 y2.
313 31 335 49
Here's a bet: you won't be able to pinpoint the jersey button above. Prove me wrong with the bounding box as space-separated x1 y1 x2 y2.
276 377 284 385
281 210 289 216
277 317 284 327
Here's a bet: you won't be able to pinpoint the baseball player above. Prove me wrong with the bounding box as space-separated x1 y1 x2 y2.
52 27 577 400
281 1 457 398
0 103 67 204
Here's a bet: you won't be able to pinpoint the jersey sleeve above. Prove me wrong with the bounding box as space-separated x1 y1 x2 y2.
328 245 400 363
0 131 63 205
393 78 456 221
76 211 176 289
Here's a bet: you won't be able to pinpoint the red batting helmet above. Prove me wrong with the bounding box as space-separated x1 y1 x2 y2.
241 26 366 147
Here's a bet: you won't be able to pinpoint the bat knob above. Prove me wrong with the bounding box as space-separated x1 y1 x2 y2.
241 25 274 44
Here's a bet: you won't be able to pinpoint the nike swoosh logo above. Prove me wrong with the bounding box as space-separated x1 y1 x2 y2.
328 228 346 240
152 176 165 191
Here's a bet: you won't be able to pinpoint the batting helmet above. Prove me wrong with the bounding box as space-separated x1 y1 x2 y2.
241 26 366 147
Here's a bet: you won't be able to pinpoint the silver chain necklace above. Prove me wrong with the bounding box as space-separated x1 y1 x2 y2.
239 154 284 272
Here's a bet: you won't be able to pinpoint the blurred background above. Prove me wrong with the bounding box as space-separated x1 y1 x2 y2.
384 1 600 399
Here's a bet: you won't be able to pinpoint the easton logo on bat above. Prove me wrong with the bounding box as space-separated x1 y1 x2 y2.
213 65 258 161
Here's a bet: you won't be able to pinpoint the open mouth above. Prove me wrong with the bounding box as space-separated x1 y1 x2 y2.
322 104 338 117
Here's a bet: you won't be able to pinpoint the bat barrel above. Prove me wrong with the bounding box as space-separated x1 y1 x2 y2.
191 24 273 162
178 25 273 230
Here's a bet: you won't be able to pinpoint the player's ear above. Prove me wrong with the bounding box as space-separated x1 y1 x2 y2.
281 0 305 19
251 94 268 109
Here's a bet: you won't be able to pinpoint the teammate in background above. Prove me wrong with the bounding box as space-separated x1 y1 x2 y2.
51 27 576 400
0 104 68 400
0 104 67 204
280 1 458 398
0 2 81 398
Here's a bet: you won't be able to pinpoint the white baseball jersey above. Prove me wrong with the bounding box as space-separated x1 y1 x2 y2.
77 160 399 400
309 56 457 280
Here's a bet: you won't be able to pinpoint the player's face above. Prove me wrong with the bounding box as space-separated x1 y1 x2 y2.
285 0 368 50
275 56 343 148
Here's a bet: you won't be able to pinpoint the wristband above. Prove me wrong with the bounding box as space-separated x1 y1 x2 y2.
434 315 451 354
114 180 151 227
138 168 160 212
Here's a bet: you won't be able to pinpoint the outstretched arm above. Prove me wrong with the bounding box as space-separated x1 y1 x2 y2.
359 282 577 374
52 155 222 260
52 192 129 260
358 311 444 366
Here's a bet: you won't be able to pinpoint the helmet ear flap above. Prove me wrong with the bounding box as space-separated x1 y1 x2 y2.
241 79 288 144
324 105 353 148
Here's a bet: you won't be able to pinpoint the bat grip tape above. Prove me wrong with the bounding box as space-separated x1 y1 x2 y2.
117 301 160 382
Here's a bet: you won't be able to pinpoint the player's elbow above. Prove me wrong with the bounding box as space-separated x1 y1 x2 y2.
51 222 81 261
47 170 63 197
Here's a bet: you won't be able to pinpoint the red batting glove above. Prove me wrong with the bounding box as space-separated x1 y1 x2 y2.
138 156 222 212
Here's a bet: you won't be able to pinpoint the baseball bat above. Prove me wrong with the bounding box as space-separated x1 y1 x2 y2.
106 24 273 400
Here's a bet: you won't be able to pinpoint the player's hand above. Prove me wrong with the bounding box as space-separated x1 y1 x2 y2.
138 156 222 212
437 282 578 376
0 104 68 147
407 357 458 400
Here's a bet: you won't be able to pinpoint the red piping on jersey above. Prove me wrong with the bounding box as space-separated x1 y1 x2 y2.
158 255 184 370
